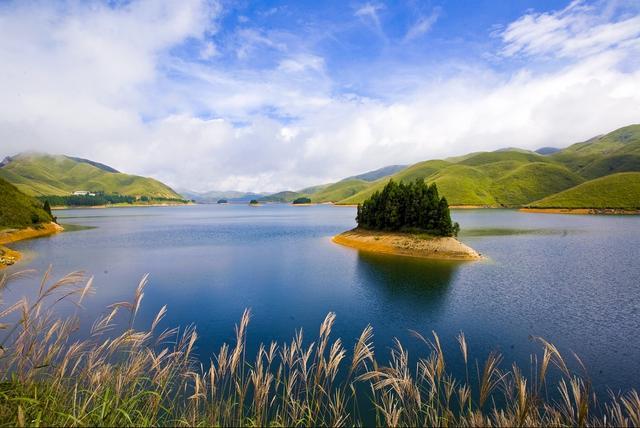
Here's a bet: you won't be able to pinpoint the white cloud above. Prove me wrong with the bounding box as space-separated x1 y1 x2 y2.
0 0 639 193
354 3 385 36
501 0 640 58
404 8 441 42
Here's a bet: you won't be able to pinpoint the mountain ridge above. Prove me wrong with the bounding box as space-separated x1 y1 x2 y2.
0 153 182 199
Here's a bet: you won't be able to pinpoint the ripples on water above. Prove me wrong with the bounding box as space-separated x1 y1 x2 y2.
5 205 640 394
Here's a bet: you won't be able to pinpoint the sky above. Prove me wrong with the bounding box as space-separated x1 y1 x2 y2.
1 0 640 193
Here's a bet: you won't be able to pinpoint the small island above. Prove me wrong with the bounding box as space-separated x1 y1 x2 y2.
333 179 481 260
217 198 228 204
292 197 312 205
249 199 260 206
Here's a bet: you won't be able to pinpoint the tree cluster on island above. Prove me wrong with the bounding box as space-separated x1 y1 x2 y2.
292 197 311 204
249 199 259 205
356 179 460 236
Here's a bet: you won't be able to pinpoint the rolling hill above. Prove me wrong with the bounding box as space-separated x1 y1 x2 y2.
0 153 182 199
527 172 640 209
259 165 404 203
0 177 53 229
324 124 640 208
551 124 640 178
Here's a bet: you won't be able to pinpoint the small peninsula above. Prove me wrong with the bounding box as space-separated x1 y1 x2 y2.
333 179 481 260
0 178 63 268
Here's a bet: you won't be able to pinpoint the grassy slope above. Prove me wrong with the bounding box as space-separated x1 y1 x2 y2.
0 178 52 229
528 172 640 209
552 124 640 178
260 191 301 202
0 154 182 198
310 179 371 202
490 163 584 206
339 125 640 207
340 152 580 206
339 160 452 204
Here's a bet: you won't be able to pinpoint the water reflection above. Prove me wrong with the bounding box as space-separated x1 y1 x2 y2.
354 251 460 312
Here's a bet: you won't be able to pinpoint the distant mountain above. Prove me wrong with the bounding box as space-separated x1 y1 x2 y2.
183 189 265 203
535 147 561 155
260 191 300 203
0 153 182 199
260 165 405 203
345 165 407 182
0 177 53 229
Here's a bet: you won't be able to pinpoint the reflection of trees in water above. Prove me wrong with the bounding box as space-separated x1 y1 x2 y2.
355 251 460 313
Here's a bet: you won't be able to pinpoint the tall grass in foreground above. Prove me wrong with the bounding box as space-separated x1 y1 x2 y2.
0 270 639 427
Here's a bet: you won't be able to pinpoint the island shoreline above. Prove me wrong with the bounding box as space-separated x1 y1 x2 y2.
332 228 482 261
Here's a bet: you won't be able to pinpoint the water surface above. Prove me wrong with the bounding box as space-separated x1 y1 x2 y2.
6 205 640 393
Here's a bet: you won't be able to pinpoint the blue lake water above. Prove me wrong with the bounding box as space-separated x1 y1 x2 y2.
5 205 640 394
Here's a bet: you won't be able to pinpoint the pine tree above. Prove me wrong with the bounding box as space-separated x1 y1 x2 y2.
43 200 52 218
355 179 459 236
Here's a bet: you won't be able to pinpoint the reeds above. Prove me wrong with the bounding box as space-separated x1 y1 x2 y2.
0 270 639 427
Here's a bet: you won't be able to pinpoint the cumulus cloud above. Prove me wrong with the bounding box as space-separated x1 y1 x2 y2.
1 0 640 193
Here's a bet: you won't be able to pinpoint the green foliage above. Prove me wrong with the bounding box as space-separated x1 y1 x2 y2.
529 172 640 209
249 199 259 205
0 153 182 198
0 178 53 229
217 199 228 204
356 179 459 236
43 200 52 216
37 194 188 207
292 197 311 204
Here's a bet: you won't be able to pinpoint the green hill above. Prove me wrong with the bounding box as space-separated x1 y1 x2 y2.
490 163 584 206
552 124 640 178
0 153 182 198
310 179 370 203
260 191 301 203
340 153 580 206
529 173 640 209
0 177 53 229
338 125 640 207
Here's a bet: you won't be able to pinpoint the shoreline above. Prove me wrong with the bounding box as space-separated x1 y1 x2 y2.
332 228 482 261
52 202 193 210
520 207 640 215
0 222 64 269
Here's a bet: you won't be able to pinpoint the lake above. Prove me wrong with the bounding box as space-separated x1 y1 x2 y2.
5 205 640 394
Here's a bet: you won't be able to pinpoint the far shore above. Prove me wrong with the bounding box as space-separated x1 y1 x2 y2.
332 228 482 261
0 222 64 269
520 207 640 215
51 202 194 210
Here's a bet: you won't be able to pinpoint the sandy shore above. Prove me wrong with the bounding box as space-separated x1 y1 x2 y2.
0 222 64 269
520 208 640 215
332 228 482 261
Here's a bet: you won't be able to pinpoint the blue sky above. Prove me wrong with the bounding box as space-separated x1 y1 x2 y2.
1 0 640 192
